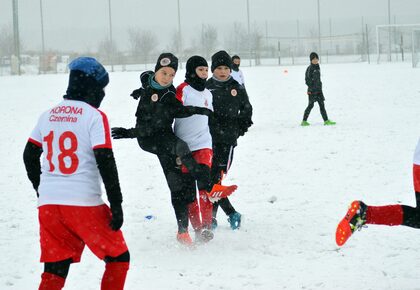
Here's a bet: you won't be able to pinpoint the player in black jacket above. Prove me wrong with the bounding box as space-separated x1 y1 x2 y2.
111 53 236 244
301 52 335 126
206 50 253 230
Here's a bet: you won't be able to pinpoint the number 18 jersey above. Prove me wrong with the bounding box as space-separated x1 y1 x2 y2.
28 99 112 207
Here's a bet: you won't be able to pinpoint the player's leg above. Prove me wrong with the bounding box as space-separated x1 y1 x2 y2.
317 99 329 122
101 251 130 290
39 259 72 290
38 205 85 290
211 144 241 229
302 98 315 122
61 205 129 290
158 154 195 245
336 165 420 246
401 164 420 228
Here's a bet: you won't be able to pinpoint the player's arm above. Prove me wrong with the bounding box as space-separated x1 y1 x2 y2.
238 88 253 136
94 148 124 231
171 97 212 118
23 141 42 195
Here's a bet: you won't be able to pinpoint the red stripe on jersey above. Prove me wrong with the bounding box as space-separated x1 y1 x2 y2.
93 110 112 149
28 138 42 147
175 82 189 104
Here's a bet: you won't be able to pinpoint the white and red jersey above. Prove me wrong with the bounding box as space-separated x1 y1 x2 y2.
414 138 420 165
28 99 112 207
174 83 213 151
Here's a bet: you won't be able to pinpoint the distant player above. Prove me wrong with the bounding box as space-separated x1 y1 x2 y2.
231 55 245 86
336 137 420 246
23 57 129 290
301 52 335 126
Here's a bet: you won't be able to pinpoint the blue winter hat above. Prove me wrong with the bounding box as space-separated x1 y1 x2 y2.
68 57 109 88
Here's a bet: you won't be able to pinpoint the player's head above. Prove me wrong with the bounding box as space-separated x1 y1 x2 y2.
185 55 208 91
65 57 109 108
231 55 241 69
154 53 178 87
211 50 232 81
310 52 319 64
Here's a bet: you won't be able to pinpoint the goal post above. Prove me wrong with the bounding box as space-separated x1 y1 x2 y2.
376 24 420 64
412 29 420 68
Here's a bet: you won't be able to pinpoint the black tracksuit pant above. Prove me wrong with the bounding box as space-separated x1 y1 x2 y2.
303 93 328 122
211 142 237 218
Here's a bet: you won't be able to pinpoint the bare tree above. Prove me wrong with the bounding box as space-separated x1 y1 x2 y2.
0 24 14 57
226 22 248 54
97 36 118 65
201 24 218 59
249 24 264 65
128 28 158 64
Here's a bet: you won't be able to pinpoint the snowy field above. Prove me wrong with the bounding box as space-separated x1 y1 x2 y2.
1 61 420 289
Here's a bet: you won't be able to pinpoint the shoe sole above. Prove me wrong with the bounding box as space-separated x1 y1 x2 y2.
335 201 361 246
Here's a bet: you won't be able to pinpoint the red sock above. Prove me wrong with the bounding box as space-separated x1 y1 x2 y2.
101 262 129 290
188 200 202 230
199 190 213 228
39 272 65 290
366 205 403 226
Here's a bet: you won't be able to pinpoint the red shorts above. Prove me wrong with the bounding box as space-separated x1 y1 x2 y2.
38 204 128 263
181 148 213 173
414 164 420 192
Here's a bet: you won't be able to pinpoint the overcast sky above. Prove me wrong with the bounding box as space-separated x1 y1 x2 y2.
1 0 420 52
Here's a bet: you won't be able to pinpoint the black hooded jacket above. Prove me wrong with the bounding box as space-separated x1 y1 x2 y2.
206 77 253 146
132 71 210 137
305 63 323 94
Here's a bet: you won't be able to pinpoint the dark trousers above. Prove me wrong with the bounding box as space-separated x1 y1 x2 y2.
402 192 420 228
211 143 237 217
157 154 196 233
303 95 328 122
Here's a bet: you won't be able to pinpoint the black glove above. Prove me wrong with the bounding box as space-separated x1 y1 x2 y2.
111 127 137 139
110 203 123 231
130 88 142 100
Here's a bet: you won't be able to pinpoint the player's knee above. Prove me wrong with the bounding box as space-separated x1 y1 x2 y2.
104 250 130 263
44 258 72 279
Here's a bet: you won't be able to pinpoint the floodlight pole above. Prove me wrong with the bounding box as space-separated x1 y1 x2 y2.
108 0 114 72
39 0 45 74
247 0 251 66
387 0 391 61
12 0 21 75
177 0 182 68
317 0 322 58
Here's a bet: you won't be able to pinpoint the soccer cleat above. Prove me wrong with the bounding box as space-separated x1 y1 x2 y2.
228 212 242 230
336 200 367 246
176 232 193 246
195 228 214 243
324 120 336 126
207 184 237 202
301 121 310 126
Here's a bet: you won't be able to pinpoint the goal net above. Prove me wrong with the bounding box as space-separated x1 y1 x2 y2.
376 24 420 65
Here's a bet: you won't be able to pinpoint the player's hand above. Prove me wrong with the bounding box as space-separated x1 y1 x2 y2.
111 127 136 139
110 204 124 231
130 88 144 100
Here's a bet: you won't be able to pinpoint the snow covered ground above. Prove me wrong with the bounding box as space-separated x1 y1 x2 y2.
1 61 420 289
